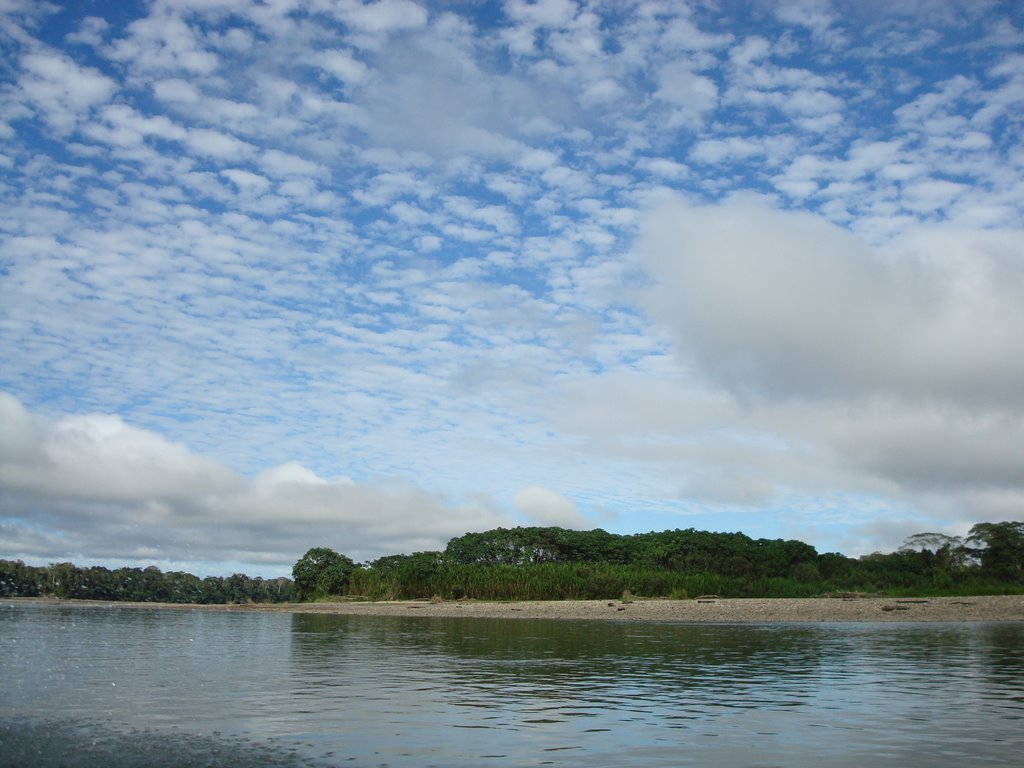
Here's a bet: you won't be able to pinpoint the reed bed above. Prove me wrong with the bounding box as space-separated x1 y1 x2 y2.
347 562 835 602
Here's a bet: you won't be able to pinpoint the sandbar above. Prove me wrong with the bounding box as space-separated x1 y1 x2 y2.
10 595 1023 622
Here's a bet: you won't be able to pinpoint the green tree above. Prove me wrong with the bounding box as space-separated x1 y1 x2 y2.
966 522 1024 580
292 547 357 601
899 532 967 573
199 576 227 604
224 573 254 603
816 552 854 581
0 560 43 597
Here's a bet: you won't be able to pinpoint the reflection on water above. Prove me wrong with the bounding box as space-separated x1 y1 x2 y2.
2 604 1022 767
0 718 307 768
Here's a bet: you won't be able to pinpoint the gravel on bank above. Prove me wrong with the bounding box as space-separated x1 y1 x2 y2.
12 595 1023 622
266 594 1024 622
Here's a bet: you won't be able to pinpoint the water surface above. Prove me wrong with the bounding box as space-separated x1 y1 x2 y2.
2 603 1021 766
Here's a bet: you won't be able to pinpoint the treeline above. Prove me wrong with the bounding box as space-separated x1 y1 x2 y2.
294 522 1024 602
0 560 294 604
5 522 1020 605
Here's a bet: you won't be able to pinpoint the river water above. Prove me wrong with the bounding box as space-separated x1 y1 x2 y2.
1 603 1022 767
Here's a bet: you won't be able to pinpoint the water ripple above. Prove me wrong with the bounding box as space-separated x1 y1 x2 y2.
2 606 1022 767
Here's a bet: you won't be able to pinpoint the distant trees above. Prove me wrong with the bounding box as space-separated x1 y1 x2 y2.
4 520 1020 605
292 547 356 601
966 522 1024 579
443 527 628 566
321 522 1022 602
895 524 1024 582
898 532 971 577
0 560 293 603
441 526 819 578
397 522 1023 601
0 559 44 596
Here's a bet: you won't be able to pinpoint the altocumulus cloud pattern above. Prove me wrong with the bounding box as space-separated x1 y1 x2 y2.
1 0 1023 576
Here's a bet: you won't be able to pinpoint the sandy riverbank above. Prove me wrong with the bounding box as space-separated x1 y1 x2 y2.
10 594 1024 622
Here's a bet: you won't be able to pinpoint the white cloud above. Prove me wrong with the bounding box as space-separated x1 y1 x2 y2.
66 16 109 48
579 77 626 107
901 178 969 213
0 392 238 504
84 103 188 149
0 393 509 572
152 77 201 104
782 88 844 117
260 148 323 178
184 127 256 160
106 8 219 75
638 198 1024 408
504 0 577 28
17 50 117 133
654 63 718 128
729 35 771 67
773 0 842 43
2 0 1022 573
331 0 428 34
661 14 733 51
348 34 535 158
315 49 370 85
624 198 1024 538
513 486 589 528
221 168 272 195
690 137 762 164
813 401 1024 493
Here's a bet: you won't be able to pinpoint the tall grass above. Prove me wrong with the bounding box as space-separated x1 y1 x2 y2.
346 561 1024 602
349 563 832 601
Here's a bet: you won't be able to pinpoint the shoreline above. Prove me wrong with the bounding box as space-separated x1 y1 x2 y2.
8 594 1024 622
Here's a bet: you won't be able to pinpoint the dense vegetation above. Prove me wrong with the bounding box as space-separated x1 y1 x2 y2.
5 521 1021 604
0 560 293 604
296 522 1024 602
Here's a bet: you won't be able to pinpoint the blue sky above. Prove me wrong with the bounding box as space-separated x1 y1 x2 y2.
2 0 1022 577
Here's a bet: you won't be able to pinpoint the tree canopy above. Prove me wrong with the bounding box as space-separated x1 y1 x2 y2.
0 560 292 603
5 520 1020 605
966 522 1024 578
292 547 357 601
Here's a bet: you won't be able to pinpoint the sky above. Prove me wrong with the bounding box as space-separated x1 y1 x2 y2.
1 0 1023 578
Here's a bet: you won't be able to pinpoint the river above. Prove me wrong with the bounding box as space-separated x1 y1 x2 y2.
2 603 1022 766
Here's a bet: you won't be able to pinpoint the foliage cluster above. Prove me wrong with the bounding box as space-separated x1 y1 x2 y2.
297 522 1024 602
5 522 1019 605
291 547 357 601
0 560 293 604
